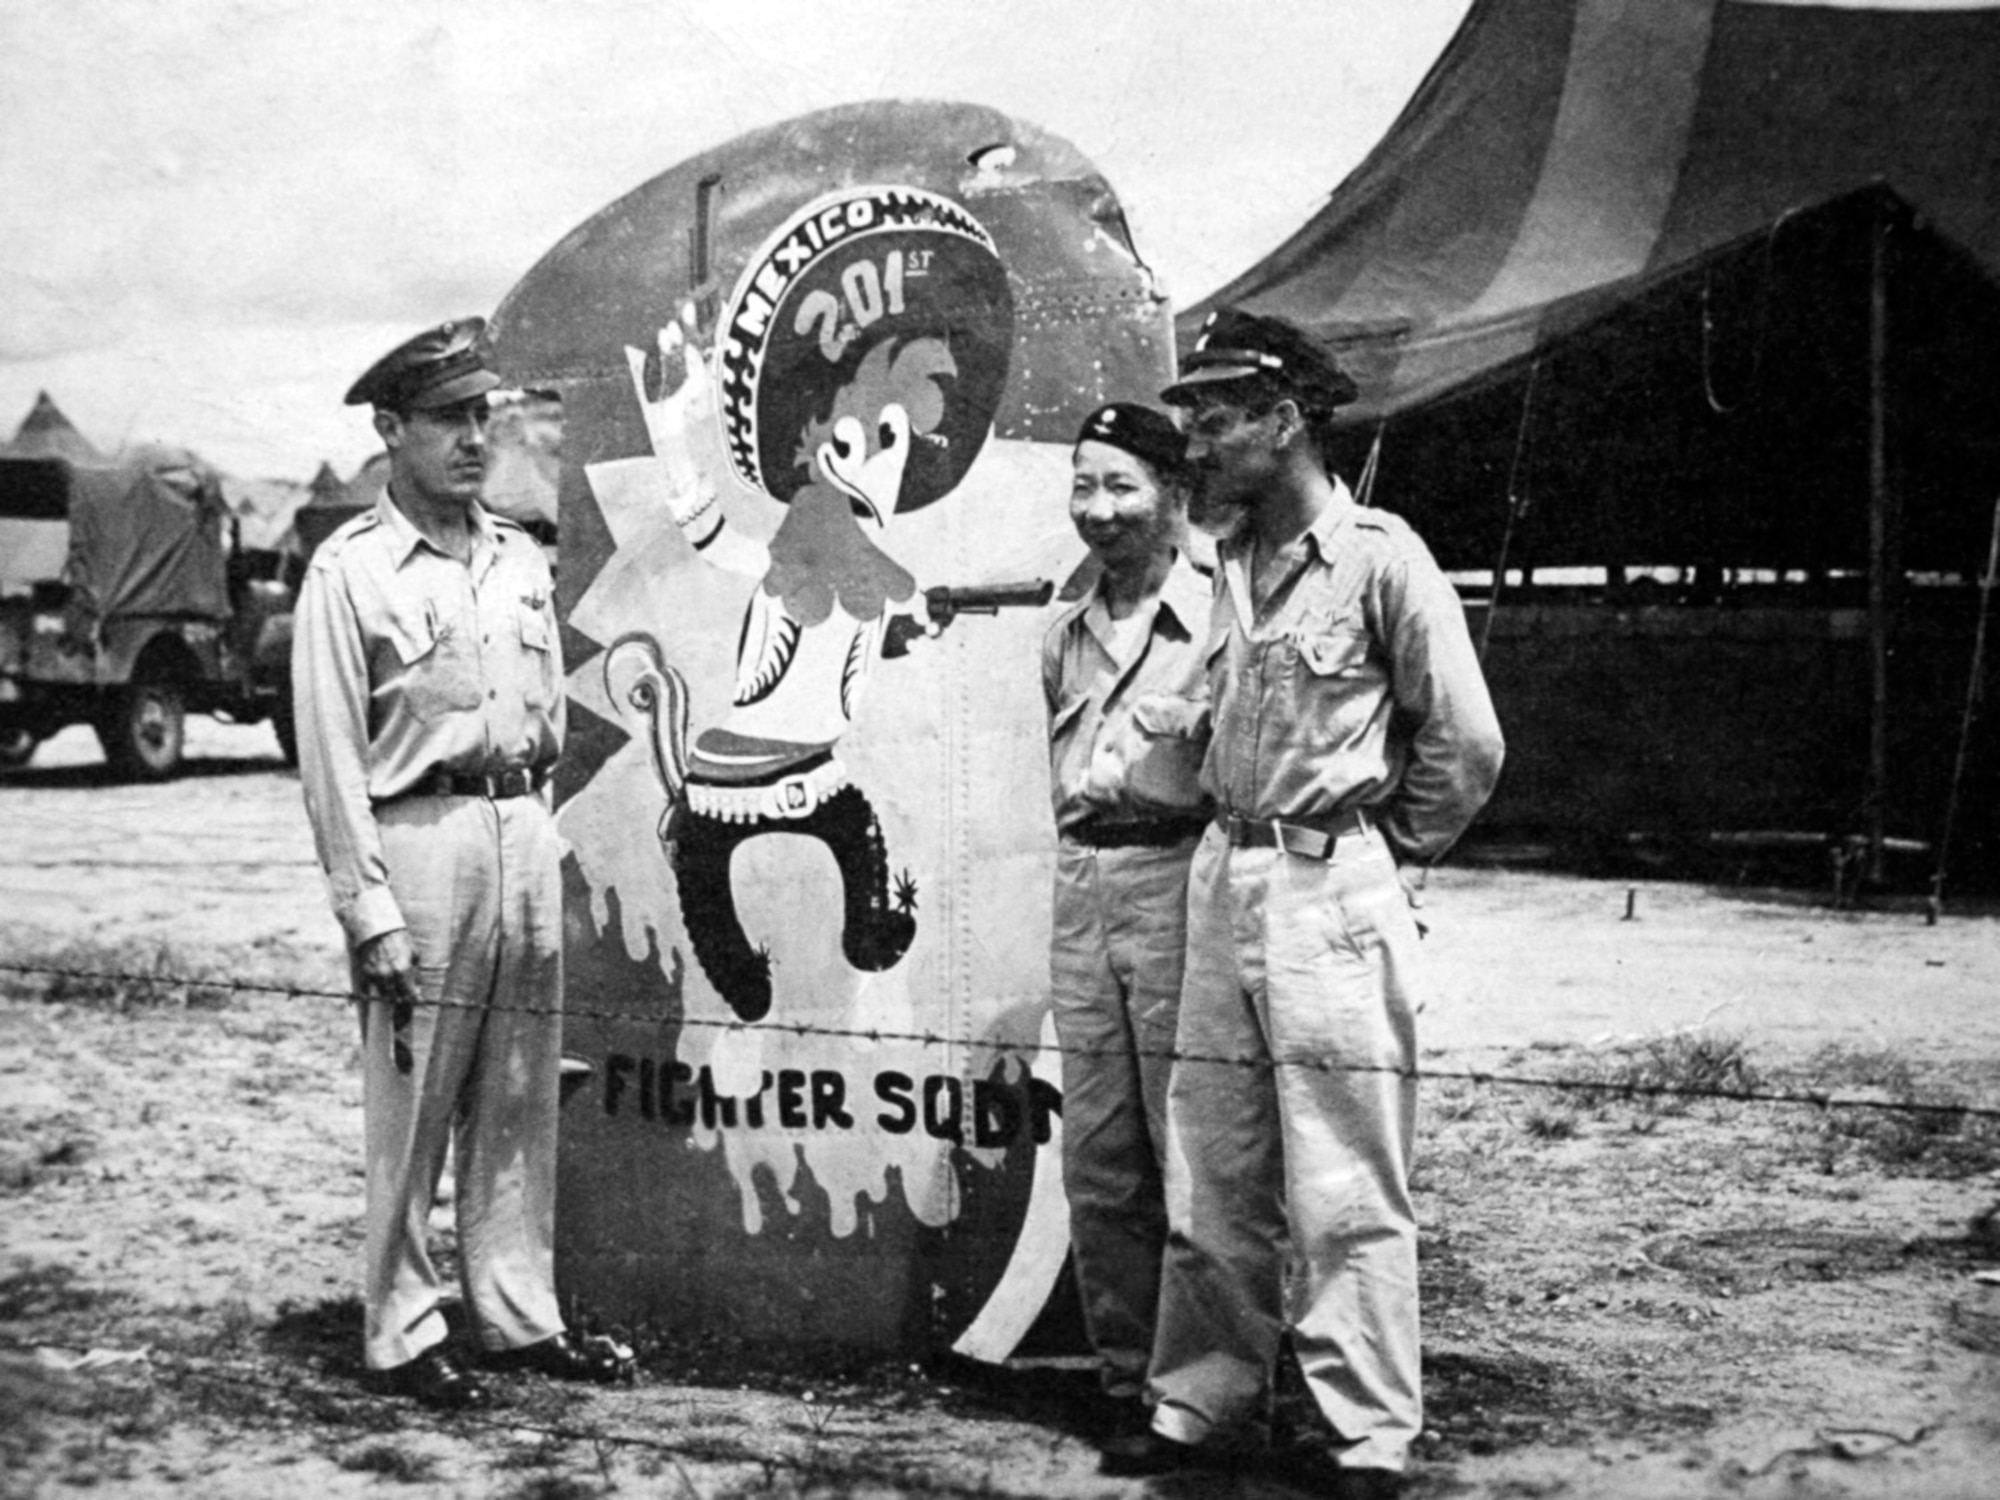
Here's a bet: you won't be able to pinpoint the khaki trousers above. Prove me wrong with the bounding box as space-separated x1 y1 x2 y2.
1049 839 1193 1397
1149 822 1422 1472
360 792 565 1370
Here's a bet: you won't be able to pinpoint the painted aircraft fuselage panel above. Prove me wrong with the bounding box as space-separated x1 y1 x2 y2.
490 100 1175 1355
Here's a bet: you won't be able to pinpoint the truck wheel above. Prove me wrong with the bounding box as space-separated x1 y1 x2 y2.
100 680 186 780
0 727 35 770
270 687 299 767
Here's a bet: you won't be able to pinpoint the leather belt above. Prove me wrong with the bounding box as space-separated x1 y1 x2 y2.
414 765 549 800
1219 808 1369 859
1068 816 1210 850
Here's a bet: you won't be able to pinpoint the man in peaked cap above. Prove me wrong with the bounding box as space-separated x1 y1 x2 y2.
1102 309 1503 1495
295 318 630 1408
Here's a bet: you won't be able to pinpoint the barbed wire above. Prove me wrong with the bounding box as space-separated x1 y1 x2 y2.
3 957 1997 1124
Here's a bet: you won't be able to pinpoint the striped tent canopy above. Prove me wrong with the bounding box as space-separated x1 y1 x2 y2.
1182 0 2000 577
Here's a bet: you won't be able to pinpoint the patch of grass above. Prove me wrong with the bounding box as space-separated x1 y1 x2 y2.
0 1128 99 1194
0 1263 118 1321
1522 1108 1580 1141
0 937 232 1012
340 1440 439 1482
1781 1045 2000 1178
495 1433 572 1472
1548 1032 1759 1119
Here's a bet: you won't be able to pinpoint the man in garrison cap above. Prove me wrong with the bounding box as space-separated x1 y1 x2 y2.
1041 402 1212 1437
293 319 630 1408
1101 309 1504 1496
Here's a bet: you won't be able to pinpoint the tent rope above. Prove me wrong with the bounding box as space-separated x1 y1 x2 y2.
1700 207 1799 417
1478 357 1539 662
1927 494 2000 921
1355 420 1386 507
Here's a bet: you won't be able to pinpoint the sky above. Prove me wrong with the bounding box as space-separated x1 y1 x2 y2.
0 0 1475 480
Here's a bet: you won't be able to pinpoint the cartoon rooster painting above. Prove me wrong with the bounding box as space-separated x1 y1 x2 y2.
603 185 1017 1023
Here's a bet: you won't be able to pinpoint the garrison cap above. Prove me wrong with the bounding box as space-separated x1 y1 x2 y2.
1162 306 1359 409
343 317 501 411
1074 402 1187 479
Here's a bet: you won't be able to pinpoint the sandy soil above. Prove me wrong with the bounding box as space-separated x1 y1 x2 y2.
2 719 1998 1498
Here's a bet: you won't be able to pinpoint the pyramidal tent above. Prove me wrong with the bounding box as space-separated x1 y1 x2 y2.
292 460 367 560
1182 0 2000 874
221 475 313 555
4 392 103 465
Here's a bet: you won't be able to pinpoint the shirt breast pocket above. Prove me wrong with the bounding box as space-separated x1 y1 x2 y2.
517 606 556 711
386 608 482 722
1296 625 1374 679
1122 693 1209 808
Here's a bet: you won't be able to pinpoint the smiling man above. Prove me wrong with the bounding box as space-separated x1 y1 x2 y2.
1104 309 1503 1496
1041 402 1212 1437
292 318 629 1408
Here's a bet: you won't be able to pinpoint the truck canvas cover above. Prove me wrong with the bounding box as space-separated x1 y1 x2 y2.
0 448 231 621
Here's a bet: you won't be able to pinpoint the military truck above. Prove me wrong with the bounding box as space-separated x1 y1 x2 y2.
0 448 296 778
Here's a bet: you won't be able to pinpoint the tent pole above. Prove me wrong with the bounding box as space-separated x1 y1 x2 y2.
1478 360 1540 663
1928 495 2000 922
1863 199 1892 887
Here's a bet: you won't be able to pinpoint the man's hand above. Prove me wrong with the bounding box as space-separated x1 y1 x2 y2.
1397 863 1431 940
357 929 420 1074
357 928 419 1007
880 592 944 659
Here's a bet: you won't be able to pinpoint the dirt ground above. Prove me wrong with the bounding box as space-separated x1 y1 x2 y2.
3 719 1998 1499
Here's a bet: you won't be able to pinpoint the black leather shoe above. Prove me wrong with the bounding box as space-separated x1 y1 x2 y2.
488 1331 636 1385
376 1346 491 1411
1098 1429 1204 1476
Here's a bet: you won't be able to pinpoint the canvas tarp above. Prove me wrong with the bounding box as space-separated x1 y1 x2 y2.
61 447 231 622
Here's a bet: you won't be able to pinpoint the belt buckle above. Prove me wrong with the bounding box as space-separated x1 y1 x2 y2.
1277 818 1336 860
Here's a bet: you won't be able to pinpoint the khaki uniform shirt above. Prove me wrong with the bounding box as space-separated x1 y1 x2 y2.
1042 552 1214 838
1204 480 1503 862
293 494 563 947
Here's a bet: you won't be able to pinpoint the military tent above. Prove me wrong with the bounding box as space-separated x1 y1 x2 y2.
3 392 103 465
1183 0 2000 879
222 474 313 556
292 461 367 560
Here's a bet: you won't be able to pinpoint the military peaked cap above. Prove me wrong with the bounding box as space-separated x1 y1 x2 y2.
344 317 501 411
1162 307 1359 409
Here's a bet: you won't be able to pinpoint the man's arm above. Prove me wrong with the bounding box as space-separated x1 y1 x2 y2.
1374 550 1505 863
293 557 413 995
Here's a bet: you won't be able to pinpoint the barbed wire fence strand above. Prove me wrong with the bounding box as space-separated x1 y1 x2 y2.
2 957 1996 1123
4 951 1996 1485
